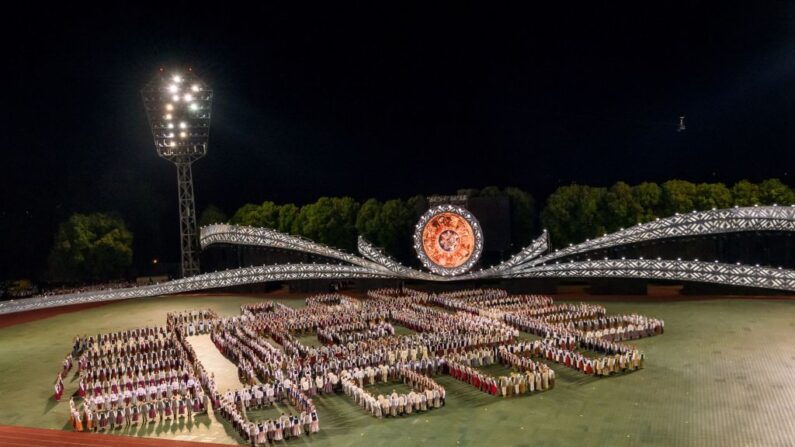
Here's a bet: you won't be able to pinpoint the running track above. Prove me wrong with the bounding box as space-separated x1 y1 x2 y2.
0 426 235 447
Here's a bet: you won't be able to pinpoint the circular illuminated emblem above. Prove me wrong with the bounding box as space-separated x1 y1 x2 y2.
413 205 483 276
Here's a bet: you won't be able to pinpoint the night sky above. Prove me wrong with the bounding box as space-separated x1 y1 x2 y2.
3 3 794 279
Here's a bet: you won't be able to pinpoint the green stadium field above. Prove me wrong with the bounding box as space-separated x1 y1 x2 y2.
0 294 793 447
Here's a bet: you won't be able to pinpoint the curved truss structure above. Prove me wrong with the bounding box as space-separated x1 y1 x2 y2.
514 259 795 292
200 224 384 270
455 230 550 280
3 206 794 314
0 264 392 315
524 205 795 269
501 230 549 269
357 237 439 281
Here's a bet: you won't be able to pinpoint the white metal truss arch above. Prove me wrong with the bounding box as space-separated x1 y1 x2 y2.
500 230 549 269
5 206 795 315
0 264 392 315
446 231 550 280
523 206 795 270
200 224 386 270
515 259 795 292
357 237 439 280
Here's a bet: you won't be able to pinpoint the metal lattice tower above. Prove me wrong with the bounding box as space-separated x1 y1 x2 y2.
142 70 212 277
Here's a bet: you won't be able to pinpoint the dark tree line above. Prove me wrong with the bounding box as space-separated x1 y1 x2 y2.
47 213 133 282
218 187 536 262
540 179 795 246
47 179 792 282
221 179 792 255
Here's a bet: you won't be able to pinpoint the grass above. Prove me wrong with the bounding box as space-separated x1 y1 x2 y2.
392 325 416 336
475 363 516 378
244 401 296 423
0 295 793 446
363 381 413 397
295 333 323 348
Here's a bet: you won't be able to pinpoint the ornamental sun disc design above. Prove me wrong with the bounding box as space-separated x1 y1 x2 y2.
413 205 484 276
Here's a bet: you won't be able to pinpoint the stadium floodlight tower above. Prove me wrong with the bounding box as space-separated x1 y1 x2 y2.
142 69 212 278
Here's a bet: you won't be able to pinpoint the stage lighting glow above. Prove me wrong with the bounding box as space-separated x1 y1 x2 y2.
142 69 213 277
414 205 483 276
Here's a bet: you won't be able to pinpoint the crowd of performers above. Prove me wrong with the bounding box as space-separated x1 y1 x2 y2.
63 326 211 432
167 309 219 336
444 346 556 396
55 286 664 444
218 381 320 443
341 366 446 417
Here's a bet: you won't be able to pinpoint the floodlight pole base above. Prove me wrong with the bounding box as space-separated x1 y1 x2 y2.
175 158 201 278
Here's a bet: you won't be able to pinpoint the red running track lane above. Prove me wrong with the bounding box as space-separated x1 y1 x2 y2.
0 302 112 330
0 425 236 447
0 289 309 330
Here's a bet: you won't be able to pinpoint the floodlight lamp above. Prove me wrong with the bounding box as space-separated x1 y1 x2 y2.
165 104 174 111
173 75 182 83
165 114 172 120
168 84 179 93
172 95 180 102
191 84 200 92
189 103 199 111
180 131 187 138
184 94 193 101
179 122 187 129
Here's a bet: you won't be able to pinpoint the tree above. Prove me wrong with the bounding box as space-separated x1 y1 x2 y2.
504 187 536 248
541 184 607 247
731 180 760 206
294 197 361 251
660 179 697 215
479 186 502 198
757 178 795 205
632 182 661 222
47 213 133 282
378 199 415 259
356 199 383 244
277 204 299 234
457 188 480 198
198 205 228 227
406 195 428 219
694 183 732 210
603 181 643 232
230 201 280 228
